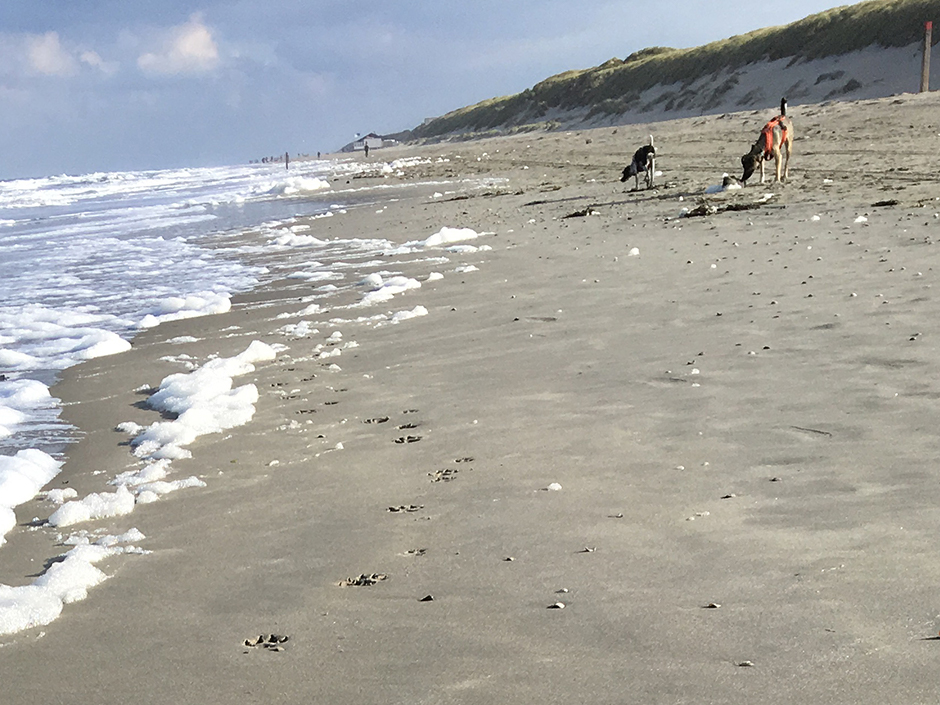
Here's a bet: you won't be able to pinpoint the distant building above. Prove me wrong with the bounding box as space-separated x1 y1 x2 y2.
340 133 398 153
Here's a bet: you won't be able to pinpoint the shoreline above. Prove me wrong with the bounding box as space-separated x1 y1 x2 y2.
5 93 940 703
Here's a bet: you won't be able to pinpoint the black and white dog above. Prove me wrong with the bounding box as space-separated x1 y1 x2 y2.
621 135 656 190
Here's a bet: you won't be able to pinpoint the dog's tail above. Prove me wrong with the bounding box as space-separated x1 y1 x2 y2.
780 97 787 117
648 134 655 149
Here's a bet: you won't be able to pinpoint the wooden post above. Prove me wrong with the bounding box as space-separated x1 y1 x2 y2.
921 21 932 92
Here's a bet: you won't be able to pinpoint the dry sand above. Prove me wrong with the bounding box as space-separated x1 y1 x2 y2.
4 91 940 704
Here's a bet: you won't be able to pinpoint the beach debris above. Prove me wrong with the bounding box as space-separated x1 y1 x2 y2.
394 435 422 444
363 416 389 424
339 573 388 587
403 548 427 557
628 247 640 257
608 512 624 518
419 594 435 602
790 425 832 437
680 198 768 219
682 201 718 218
547 602 566 609
871 199 900 207
543 482 563 491
455 456 474 463
556 588 569 594
737 660 755 668
562 206 599 219
244 634 290 651
398 422 420 430
503 556 515 562
387 504 423 513
703 603 722 609
720 494 737 500
578 546 597 553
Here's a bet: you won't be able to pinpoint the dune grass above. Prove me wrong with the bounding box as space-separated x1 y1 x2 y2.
412 0 939 139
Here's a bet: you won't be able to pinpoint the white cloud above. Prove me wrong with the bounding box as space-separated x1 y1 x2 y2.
28 32 78 76
80 50 118 75
138 14 220 76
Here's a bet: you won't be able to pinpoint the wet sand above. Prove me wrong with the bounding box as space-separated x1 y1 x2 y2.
4 91 940 704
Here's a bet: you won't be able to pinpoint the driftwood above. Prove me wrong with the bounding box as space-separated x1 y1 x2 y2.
681 199 768 218
562 206 599 218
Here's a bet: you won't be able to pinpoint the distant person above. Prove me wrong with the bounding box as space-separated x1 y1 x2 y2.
285 151 290 170
317 151 321 159
364 143 370 158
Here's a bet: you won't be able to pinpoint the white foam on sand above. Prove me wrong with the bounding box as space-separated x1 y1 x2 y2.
48 340 277 530
388 305 429 325
0 530 146 636
47 485 136 527
356 273 422 307
261 176 331 197
130 340 276 460
138 292 232 329
0 449 63 545
4 340 278 635
0 379 56 439
270 232 329 247
387 226 491 255
0 305 132 372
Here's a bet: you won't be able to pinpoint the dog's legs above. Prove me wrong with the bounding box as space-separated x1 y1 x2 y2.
759 159 766 184
646 158 655 189
783 142 791 182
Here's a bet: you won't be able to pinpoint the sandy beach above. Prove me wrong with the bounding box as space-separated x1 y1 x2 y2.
4 91 940 703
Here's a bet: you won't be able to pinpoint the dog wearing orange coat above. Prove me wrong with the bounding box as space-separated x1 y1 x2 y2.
741 98 794 184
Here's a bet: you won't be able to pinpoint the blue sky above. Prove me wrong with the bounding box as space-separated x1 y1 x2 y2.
0 1 857 179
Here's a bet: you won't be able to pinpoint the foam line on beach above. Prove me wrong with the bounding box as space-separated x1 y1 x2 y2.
0 340 279 635
0 449 63 546
137 292 233 329
0 529 146 636
48 340 277 529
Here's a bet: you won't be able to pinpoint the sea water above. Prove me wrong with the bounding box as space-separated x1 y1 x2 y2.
0 152 489 636
0 160 342 455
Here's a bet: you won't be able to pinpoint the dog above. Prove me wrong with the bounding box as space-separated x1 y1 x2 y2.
621 135 656 190
741 98 793 184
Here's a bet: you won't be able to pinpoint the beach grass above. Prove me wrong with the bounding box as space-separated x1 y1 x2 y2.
411 0 940 137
